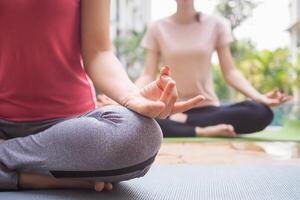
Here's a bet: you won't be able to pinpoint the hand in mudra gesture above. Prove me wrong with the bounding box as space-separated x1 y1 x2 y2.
98 66 205 119
256 89 293 108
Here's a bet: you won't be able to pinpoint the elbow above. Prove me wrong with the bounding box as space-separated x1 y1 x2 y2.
223 71 232 83
223 70 236 85
224 68 244 89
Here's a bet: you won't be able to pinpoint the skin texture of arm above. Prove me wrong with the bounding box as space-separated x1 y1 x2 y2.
81 0 138 104
217 45 262 101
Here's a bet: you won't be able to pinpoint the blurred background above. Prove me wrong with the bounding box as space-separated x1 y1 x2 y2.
109 0 300 127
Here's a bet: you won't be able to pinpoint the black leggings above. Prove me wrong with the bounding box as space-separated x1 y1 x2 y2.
156 101 274 137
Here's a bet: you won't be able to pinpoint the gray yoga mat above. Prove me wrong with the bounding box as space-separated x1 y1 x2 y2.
1 165 300 200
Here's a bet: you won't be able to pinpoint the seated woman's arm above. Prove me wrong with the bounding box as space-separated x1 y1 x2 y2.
217 45 291 107
81 0 138 105
82 0 203 118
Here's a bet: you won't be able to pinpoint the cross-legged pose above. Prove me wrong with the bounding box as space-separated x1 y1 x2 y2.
0 0 203 191
135 0 291 137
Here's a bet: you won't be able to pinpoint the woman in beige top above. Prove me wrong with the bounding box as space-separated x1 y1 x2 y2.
136 0 291 137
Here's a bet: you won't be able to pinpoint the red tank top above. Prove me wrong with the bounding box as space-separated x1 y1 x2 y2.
0 0 96 122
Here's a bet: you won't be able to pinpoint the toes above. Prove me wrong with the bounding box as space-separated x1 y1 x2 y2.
226 125 234 132
229 125 235 131
94 182 113 192
94 182 105 192
218 124 236 137
196 124 237 137
226 125 236 136
104 183 113 191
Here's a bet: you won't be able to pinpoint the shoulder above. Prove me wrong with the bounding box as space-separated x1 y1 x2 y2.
208 14 231 30
147 17 170 29
202 13 231 27
145 17 171 36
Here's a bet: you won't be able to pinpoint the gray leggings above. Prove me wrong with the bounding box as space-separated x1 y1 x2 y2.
0 105 163 190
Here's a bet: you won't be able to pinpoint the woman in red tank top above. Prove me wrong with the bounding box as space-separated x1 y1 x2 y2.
0 0 203 192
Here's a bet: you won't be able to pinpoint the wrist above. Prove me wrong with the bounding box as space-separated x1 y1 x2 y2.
251 93 264 103
118 87 140 107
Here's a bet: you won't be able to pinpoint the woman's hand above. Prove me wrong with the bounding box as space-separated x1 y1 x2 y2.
255 89 293 107
121 66 205 119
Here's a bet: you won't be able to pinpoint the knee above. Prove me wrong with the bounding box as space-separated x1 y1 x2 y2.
116 111 162 180
97 105 163 162
104 107 163 181
248 102 274 131
65 106 163 157
136 116 163 156
47 112 162 175
115 106 163 158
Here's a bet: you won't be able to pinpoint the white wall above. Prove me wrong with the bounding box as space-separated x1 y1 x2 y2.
289 0 299 22
110 0 151 39
288 0 300 63
110 0 151 76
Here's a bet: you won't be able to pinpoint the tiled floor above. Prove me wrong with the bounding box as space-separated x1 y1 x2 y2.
155 142 300 165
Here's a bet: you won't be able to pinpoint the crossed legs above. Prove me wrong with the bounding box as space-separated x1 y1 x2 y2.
157 101 274 137
0 105 162 191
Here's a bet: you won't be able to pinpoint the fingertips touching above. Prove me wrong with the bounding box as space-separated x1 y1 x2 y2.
160 65 170 76
157 74 173 91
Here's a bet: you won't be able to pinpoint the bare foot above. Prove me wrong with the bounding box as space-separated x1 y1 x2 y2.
19 173 113 192
1 141 113 191
1 141 113 192
95 182 113 192
195 124 236 137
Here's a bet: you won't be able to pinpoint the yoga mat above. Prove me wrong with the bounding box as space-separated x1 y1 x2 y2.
1 165 300 200
164 120 300 143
